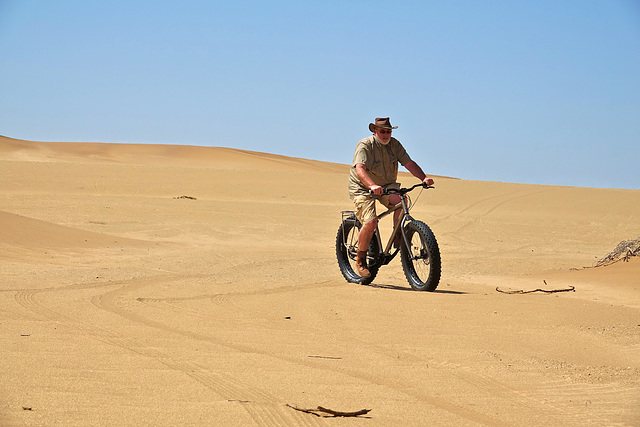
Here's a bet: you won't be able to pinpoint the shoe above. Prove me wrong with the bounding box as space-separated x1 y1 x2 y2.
356 250 371 278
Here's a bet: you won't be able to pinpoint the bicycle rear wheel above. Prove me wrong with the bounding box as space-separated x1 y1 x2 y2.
335 216 379 285
400 220 441 291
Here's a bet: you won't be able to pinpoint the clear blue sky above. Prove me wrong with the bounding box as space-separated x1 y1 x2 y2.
1 0 639 189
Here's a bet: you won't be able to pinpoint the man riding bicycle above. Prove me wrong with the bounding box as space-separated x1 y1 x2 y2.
348 117 434 278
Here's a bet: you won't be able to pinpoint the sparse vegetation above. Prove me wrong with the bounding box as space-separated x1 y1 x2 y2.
593 237 640 267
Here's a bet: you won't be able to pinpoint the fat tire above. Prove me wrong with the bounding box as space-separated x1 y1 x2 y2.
335 217 380 285
400 220 441 291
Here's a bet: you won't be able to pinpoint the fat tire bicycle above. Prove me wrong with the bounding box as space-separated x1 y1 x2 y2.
335 183 441 291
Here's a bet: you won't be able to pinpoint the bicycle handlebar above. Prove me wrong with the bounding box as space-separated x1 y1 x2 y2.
370 183 434 196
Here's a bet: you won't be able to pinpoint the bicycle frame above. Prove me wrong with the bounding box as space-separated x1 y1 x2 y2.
374 195 413 257
341 184 431 267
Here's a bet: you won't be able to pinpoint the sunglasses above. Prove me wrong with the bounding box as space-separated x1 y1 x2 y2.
378 129 392 135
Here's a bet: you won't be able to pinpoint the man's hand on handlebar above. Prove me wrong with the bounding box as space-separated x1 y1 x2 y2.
422 177 434 187
370 181 435 196
369 184 384 196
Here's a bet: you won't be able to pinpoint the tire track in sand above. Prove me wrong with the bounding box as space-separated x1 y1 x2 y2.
434 188 552 242
13 281 322 427
132 280 635 426
102 279 514 426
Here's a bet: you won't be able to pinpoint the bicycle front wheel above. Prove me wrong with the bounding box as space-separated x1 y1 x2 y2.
400 220 441 291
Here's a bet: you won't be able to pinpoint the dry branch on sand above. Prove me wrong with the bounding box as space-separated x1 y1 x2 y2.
286 404 371 417
496 281 575 294
591 237 640 267
496 285 575 294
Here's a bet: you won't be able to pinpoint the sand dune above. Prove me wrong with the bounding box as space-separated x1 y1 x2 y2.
0 210 152 250
0 135 348 172
1 136 638 426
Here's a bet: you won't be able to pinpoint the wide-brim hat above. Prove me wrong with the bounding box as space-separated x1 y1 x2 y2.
369 117 398 133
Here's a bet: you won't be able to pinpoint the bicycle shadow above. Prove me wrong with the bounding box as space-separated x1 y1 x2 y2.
361 282 468 294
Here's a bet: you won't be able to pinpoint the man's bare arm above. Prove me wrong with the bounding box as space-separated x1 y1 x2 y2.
355 164 383 195
405 160 434 186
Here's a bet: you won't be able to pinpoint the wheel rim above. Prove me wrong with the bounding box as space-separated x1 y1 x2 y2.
345 225 360 276
409 231 431 283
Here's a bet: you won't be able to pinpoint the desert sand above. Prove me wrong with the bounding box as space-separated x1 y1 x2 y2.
1 135 638 426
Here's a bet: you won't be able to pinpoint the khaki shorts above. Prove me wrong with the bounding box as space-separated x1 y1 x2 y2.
352 184 400 224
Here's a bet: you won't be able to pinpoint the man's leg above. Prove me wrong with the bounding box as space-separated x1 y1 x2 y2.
353 196 378 278
356 218 378 278
358 217 378 252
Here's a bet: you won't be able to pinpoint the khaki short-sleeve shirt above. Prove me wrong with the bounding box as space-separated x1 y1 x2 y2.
348 136 412 199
